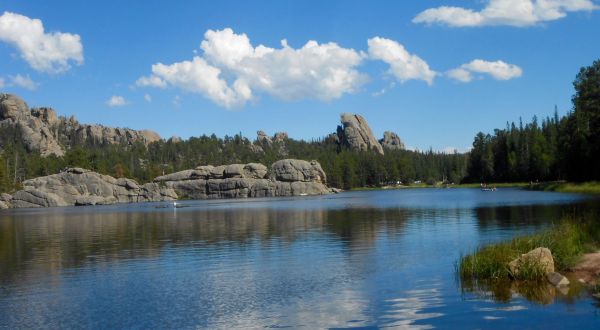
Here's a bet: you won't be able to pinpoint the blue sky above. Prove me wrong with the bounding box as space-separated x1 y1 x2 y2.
1 1 599 152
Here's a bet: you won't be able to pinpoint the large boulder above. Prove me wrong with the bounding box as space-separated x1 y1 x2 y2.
10 168 176 208
270 159 326 183
380 131 405 150
337 113 384 155
243 163 268 179
508 247 555 277
0 93 29 121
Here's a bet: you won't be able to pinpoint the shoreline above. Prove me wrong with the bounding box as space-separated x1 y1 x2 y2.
458 217 600 301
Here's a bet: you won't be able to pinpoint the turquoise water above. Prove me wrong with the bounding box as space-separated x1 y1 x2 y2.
0 188 599 329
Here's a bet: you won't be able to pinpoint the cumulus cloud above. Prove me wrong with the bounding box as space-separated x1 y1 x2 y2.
106 95 127 107
413 0 598 27
138 28 367 108
136 75 167 88
144 93 152 102
367 37 436 85
447 60 523 82
0 11 83 73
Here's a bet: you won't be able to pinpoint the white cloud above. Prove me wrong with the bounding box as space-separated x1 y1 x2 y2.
144 93 152 102
413 0 598 27
9 74 37 90
136 75 167 88
0 11 83 73
367 37 436 85
447 68 474 82
106 95 127 107
0 77 4 88
138 28 366 108
447 59 523 82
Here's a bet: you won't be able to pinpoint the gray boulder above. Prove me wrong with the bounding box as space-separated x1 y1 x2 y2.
337 113 384 155
10 168 176 208
508 247 555 277
270 159 326 183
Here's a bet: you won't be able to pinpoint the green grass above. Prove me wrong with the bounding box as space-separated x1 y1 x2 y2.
350 182 529 191
459 215 600 282
529 181 600 195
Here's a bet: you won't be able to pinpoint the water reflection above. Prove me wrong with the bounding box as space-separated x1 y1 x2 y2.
0 189 597 328
461 277 588 306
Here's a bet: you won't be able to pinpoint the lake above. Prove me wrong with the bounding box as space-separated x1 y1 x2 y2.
1 188 599 329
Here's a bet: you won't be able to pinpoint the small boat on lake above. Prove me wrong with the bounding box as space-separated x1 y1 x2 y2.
480 183 497 191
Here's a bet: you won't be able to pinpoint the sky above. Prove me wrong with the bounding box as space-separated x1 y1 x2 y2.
0 0 599 152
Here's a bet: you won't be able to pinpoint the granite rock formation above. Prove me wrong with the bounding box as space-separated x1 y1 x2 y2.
0 93 161 157
6 168 177 208
155 159 331 200
379 131 405 150
337 113 384 155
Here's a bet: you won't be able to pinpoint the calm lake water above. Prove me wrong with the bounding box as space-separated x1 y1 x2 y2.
1 188 599 329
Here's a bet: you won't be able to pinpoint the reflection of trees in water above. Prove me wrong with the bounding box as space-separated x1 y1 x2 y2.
0 207 412 282
474 201 597 230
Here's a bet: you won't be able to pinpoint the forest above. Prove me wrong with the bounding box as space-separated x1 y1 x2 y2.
466 59 600 183
0 59 598 193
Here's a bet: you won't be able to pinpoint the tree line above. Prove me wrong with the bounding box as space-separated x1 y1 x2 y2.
0 125 467 193
466 59 600 183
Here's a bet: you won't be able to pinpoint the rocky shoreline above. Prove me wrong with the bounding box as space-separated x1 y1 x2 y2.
0 159 335 209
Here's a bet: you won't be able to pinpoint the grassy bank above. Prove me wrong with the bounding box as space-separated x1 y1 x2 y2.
350 182 529 191
459 215 600 282
529 181 600 195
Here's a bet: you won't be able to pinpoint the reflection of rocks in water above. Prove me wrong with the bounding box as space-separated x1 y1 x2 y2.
325 208 410 249
461 277 587 305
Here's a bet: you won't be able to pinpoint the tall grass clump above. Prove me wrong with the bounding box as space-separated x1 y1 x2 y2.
531 181 600 195
459 214 600 282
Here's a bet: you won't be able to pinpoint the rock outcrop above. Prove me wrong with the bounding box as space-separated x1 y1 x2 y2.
0 93 161 157
6 168 176 208
380 131 405 150
256 130 272 146
252 131 289 156
155 159 331 200
337 113 384 155
508 247 555 277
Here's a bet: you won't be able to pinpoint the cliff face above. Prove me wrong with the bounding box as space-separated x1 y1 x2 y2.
0 93 161 157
